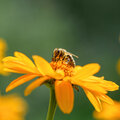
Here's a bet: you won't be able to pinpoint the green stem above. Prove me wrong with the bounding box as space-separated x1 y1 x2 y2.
46 87 57 120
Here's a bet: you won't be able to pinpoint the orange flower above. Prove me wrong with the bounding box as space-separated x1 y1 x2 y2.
3 51 119 114
0 94 27 120
0 39 9 75
93 100 120 120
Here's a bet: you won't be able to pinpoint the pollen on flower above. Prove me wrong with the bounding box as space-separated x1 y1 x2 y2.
50 61 74 76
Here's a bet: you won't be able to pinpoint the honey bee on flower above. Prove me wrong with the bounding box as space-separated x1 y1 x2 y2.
52 48 78 68
3 48 119 116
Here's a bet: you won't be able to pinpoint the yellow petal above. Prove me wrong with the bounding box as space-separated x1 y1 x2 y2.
4 61 38 74
24 76 49 96
50 69 64 79
83 83 107 94
98 94 114 105
73 65 82 74
74 75 119 92
4 68 24 73
6 74 37 92
14 51 35 68
78 76 104 82
32 55 54 75
99 81 119 91
55 80 74 114
3 53 40 74
87 76 119 91
84 89 102 112
73 63 100 80
72 80 107 94
3 56 19 62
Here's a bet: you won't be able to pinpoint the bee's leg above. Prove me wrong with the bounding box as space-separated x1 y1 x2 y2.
73 85 79 92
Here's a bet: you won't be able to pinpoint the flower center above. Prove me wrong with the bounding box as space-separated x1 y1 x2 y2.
51 48 77 76
50 61 74 76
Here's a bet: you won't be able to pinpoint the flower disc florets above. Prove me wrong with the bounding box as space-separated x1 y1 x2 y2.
51 48 77 77
50 61 74 77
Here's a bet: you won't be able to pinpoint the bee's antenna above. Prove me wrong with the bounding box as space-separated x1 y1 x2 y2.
66 52 79 58
71 53 79 58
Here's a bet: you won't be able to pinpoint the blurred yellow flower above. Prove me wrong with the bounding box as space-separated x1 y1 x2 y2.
3 51 119 114
117 58 120 74
93 100 120 120
0 94 27 120
0 38 9 75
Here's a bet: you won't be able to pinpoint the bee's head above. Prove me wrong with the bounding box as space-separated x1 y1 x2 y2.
52 48 66 59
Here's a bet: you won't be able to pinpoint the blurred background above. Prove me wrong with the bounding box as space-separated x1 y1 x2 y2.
0 0 120 120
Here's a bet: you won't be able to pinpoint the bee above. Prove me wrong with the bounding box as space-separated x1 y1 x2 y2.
52 48 78 67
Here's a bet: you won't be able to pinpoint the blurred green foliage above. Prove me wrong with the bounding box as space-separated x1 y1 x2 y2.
0 0 120 120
